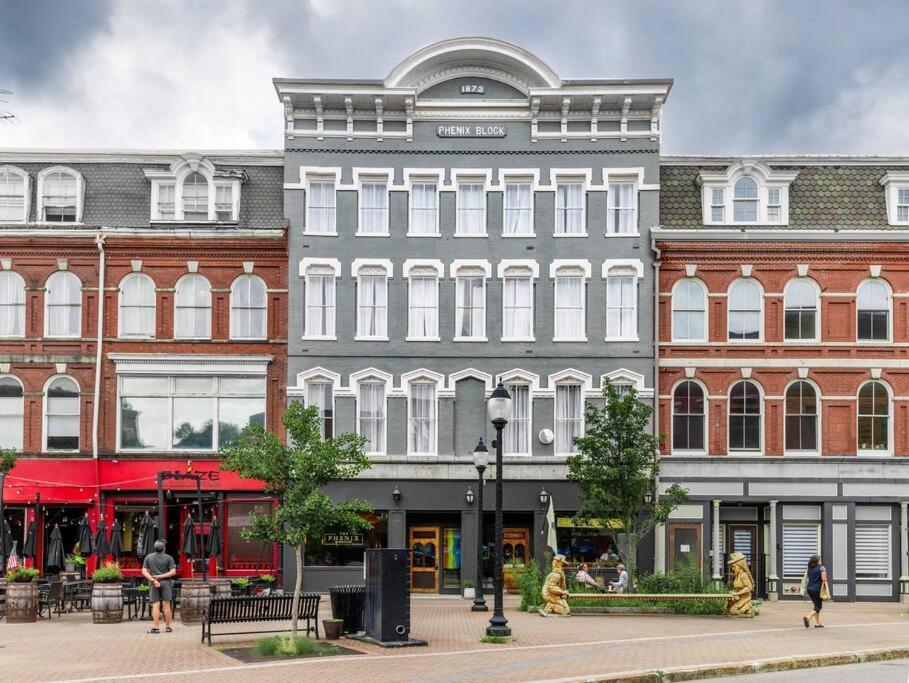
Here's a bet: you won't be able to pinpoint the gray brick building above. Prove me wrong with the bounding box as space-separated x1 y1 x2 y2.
276 38 671 593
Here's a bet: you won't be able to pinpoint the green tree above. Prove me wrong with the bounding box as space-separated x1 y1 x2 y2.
221 401 373 637
567 381 687 588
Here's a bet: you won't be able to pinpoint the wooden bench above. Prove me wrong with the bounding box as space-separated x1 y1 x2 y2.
201 594 321 645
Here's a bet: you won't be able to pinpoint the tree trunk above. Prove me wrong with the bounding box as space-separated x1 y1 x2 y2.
625 537 638 592
290 543 303 638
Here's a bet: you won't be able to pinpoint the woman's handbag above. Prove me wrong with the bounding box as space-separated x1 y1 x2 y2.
799 572 808 595
820 582 831 601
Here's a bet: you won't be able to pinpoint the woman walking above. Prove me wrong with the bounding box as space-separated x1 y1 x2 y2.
803 554 828 628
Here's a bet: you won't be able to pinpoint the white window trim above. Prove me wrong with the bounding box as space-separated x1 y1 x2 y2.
498 368 539 458
352 259 392 341
699 161 798 226
602 259 643 342
783 378 821 457
453 169 492 237
145 156 241 223
671 276 709 343
117 272 157 339
605 177 639 236
288 367 341 397
0 270 26 339
172 273 212 341
299 258 340 341
670 377 708 456
783 277 821 343
451 260 491 342
42 374 80 453
402 169 444 238
0 166 31 223
499 259 539 342
403 369 444 456
350 367 393 456
727 379 764 456
353 168 393 237
229 274 268 341
727 277 765 343
550 260 591 342
601 368 653 399
501 169 539 238
44 270 82 339
36 166 84 224
857 278 893 344
403 259 443 341
0 374 24 451
300 167 341 236
551 169 592 238
857 379 893 457
880 171 909 226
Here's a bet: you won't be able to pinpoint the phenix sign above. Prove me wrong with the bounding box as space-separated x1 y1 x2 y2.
436 123 507 138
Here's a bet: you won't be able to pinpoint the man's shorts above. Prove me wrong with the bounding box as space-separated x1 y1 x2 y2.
149 580 174 603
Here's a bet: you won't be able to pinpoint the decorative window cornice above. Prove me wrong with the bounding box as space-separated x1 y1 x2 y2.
699 160 798 226
880 171 909 226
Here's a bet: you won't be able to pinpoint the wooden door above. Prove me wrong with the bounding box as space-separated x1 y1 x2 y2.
409 527 440 593
503 528 530 566
668 522 701 571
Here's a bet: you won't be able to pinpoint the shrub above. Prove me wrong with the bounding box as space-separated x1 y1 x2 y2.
231 577 250 587
462 580 474 589
64 554 86 566
252 635 340 657
92 563 124 583
259 574 275 583
518 557 547 611
636 560 715 595
7 566 39 583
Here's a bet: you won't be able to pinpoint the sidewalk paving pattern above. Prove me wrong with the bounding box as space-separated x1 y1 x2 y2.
3 596 909 682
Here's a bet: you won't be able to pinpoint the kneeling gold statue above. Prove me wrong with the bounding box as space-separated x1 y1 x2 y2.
539 553 571 616
726 552 755 616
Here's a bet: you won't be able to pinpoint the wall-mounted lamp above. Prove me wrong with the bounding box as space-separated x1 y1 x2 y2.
392 486 401 504
539 487 549 506
465 487 475 506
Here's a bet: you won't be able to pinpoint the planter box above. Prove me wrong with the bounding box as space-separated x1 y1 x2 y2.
463 587 476 600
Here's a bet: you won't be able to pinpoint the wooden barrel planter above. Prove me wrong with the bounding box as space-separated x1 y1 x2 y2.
207 578 232 598
180 581 211 624
91 583 124 624
0 578 7 617
6 581 38 623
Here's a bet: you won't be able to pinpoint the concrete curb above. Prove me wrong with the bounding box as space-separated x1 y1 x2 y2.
583 646 909 682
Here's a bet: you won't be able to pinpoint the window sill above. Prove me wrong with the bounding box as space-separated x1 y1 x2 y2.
501 233 536 238
454 336 487 342
783 339 820 344
604 336 639 343
670 338 708 344
554 337 588 343
406 233 442 238
151 219 238 225
173 336 212 341
729 450 764 457
355 232 390 237
502 337 535 342
858 451 892 457
405 336 441 342
301 230 338 237
727 339 764 344
231 336 267 341
605 232 640 238
857 340 892 345
118 334 155 340
784 451 820 457
553 233 588 238
45 334 81 340
670 450 707 457
453 233 488 238
355 336 389 342
302 335 337 341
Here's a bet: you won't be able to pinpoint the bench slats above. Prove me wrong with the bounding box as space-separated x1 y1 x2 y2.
568 592 733 600
202 594 321 646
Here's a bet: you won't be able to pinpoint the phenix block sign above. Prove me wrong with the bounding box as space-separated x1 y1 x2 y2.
436 123 507 138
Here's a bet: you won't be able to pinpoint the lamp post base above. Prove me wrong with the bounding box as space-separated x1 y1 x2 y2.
471 601 489 612
485 621 512 638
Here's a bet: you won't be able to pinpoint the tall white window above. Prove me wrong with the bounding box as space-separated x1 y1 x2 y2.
857 279 891 341
0 168 27 222
0 271 25 337
733 177 758 222
784 278 819 341
672 279 707 341
554 384 583 455
118 273 156 338
407 382 437 455
45 271 82 338
456 182 485 235
181 172 209 221
503 181 533 235
305 381 333 439
45 376 80 451
455 272 486 340
230 275 267 340
607 182 636 234
307 179 336 234
554 274 585 340
767 188 782 223
555 182 584 235
214 183 234 221
503 383 531 455
785 381 818 453
408 275 439 340
858 381 890 454
729 380 762 452
0 376 24 450
41 170 78 222
410 182 438 235
672 380 706 453
157 184 175 220
173 274 211 339
358 381 386 454
357 272 388 339
898 189 909 223
782 524 820 578
606 272 637 340
855 525 891 580
503 275 534 340
710 188 725 223
304 272 336 338
728 278 762 341
359 181 388 234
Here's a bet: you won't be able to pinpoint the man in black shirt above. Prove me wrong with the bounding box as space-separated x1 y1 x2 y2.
142 540 177 633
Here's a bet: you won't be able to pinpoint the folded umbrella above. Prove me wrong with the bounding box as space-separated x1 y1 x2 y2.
78 514 94 557
109 519 123 559
141 516 158 557
207 515 222 558
136 513 150 558
181 514 197 559
46 525 65 570
22 520 37 558
94 517 110 560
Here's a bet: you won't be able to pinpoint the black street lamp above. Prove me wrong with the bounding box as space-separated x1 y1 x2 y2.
471 439 489 612
486 380 512 638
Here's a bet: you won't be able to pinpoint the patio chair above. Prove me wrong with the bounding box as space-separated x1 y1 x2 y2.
71 582 93 612
39 581 64 618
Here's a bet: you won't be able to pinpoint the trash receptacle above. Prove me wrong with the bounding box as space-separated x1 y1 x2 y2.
330 584 366 633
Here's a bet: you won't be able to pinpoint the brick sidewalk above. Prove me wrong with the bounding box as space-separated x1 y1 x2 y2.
3 597 909 682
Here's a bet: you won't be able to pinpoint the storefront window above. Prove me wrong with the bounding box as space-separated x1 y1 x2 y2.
112 503 157 571
304 511 388 567
555 516 621 565
226 500 275 571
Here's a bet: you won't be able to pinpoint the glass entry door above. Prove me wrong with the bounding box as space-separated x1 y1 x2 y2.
668 522 701 571
409 527 439 592
728 524 757 570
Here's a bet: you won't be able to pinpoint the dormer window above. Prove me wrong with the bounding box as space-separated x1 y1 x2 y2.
37 167 83 223
146 155 242 222
0 167 29 222
880 172 909 226
700 161 797 226
733 177 758 222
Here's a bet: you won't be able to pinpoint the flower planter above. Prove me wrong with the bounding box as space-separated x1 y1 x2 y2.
504 568 524 594
322 619 343 640
91 583 124 624
180 581 211 625
6 582 38 623
463 587 476 599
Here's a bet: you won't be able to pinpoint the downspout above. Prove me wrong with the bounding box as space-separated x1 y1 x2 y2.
92 232 106 459
651 235 664 573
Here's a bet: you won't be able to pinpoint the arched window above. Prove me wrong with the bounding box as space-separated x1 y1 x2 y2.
728 278 762 341
0 271 26 337
784 278 819 341
45 375 80 451
181 172 209 221
44 271 82 338
0 167 28 222
733 177 758 222
0 376 24 450
671 278 707 341
174 274 211 339
118 273 156 338
858 381 890 453
230 275 267 340
785 381 818 453
729 380 761 452
857 279 890 341
672 380 705 453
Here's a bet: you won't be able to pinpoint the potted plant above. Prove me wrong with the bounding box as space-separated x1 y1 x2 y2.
504 562 526 594
91 563 124 624
64 553 86 574
231 576 250 596
5 567 39 623
322 617 344 640
462 579 475 600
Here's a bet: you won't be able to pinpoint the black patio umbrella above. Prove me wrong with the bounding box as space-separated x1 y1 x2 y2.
136 513 151 558
94 517 110 560
109 519 123 559
78 514 94 557
46 524 65 570
140 516 158 557
0 518 12 569
22 520 37 558
207 515 222 559
181 514 197 560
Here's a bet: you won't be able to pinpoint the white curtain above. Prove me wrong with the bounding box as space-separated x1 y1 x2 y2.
360 182 387 234
504 183 532 235
46 271 82 337
503 277 533 338
555 277 584 338
408 383 437 454
358 275 387 337
119 274 156 337
174 274 211 339
305 382 333 439
556 183 584 234
457 184 485 234
504 384 530 454
0 271 25 337
230 275 267 339
607 276 636 338
408 277 438 338
410 183 438 234
607 182 635 234
308 181 335 233
0 378 23 450
555 384 583 454
358 383 386 453
305 275 335 337
0 171 25 221
456 277 485 338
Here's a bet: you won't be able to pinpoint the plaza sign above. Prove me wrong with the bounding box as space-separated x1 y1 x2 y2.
437 123 507 138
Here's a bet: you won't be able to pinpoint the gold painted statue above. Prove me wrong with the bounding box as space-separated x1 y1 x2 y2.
726 552 755 616
539 553 571 616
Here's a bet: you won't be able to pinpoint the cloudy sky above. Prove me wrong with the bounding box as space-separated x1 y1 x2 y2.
1 0 907 154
